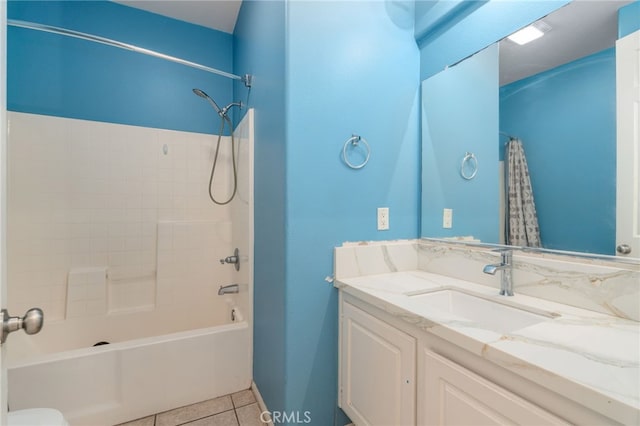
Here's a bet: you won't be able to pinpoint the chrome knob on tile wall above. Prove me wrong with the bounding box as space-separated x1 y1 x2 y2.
219 248 240 271
0 308 44 344
616 244 632 255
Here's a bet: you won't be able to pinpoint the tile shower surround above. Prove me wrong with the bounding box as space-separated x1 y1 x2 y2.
7 112 236 320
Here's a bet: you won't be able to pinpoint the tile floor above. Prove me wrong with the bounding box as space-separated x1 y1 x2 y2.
117 389 266 426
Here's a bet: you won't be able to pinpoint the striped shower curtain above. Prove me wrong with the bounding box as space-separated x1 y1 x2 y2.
505 138 541 247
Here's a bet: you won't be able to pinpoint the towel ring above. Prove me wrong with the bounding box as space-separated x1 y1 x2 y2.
343 135 370 169
460 152 478 180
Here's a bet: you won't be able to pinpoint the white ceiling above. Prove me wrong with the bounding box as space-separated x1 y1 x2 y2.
499 0 633 85
114 0 242 34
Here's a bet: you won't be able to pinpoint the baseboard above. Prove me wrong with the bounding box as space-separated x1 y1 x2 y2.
251 381 274 426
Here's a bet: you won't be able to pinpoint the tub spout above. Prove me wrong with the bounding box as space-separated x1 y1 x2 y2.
218 284 239 295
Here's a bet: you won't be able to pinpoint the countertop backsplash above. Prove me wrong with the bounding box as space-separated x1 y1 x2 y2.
335 239 640 322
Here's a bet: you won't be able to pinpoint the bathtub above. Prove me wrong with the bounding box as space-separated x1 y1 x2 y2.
7 317 252 426
5 107 255 425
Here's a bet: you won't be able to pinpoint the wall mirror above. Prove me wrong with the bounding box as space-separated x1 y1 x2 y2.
420 0 639 260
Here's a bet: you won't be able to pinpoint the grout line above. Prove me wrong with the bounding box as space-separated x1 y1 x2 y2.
176 408 237 426
233 406 241 426
121 392 256 426
232 395 257 409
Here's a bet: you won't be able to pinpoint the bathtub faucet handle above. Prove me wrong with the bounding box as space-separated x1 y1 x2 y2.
0 307 44 344
219 248 240 271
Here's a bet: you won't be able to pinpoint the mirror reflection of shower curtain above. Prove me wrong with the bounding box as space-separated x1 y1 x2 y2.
505 138 541 247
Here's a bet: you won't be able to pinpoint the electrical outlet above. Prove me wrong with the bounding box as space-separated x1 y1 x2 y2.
443 208 453 228
377 207 389 230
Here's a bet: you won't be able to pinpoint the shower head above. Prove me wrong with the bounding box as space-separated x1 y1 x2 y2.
192 88 223 116
192 88 208 98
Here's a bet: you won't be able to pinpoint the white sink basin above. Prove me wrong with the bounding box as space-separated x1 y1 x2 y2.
409 289 553 333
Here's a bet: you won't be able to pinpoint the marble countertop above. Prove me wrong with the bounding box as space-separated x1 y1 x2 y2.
336 270 640 425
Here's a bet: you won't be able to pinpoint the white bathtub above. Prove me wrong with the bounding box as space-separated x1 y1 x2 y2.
7 319 252 426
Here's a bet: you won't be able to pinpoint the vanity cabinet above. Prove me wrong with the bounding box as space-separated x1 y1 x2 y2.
339 293 615 426
340 301 416 426
420 350 568 425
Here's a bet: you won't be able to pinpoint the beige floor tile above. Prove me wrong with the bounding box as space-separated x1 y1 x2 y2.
183 410 238 426
231 389 256 408
235 403 267 426
116 415 156 426
156 396 234 426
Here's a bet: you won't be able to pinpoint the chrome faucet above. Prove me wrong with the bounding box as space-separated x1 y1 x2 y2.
218 283 240 295
219 248 240 271
483 250 513 296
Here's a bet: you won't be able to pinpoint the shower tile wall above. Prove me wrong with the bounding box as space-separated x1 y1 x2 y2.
7 111 235 321
66 267 108 318
156 220 233 329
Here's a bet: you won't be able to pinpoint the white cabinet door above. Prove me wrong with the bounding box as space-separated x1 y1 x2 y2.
341 301 416 426
420 350 569 426
616 30 640 257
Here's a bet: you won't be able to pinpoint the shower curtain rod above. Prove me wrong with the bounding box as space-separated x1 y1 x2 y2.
7 19 253 87
500 131 517 140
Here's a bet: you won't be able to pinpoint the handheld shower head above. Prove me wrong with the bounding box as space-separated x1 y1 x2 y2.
192 88 207 98
192 88 223 116
193 88 243 120
191 88 241 206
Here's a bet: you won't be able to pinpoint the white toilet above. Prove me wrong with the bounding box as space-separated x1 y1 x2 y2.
8 408 69 426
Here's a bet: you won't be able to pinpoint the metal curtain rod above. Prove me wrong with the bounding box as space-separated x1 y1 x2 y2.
8 19 253 87
500 131 517 140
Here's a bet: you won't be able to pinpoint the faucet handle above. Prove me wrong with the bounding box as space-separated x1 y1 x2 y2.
490 248 512 262
491 247 512 254
219 248 240 271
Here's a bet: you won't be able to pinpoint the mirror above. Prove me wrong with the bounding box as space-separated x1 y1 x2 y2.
420 0 637 259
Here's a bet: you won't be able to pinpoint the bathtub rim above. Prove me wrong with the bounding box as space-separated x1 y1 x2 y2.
7 320 249 369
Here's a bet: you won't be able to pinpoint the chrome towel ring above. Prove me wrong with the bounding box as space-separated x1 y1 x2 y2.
460 152 478 180
342 134 370 169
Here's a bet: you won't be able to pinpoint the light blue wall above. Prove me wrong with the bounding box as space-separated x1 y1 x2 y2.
8 1 234 134
500 48 616 255
233 0 288 416
417 1 569 80
415 0 487 46
619 0 640 38
422 44 499 242
285 1 419 423
236 1 420 424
